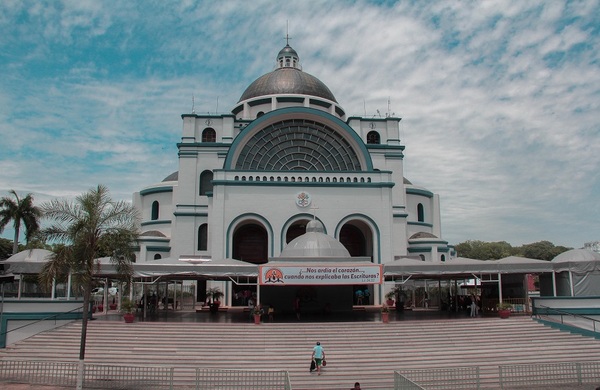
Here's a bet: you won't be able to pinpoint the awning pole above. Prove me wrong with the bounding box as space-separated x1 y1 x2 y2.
498 273 503 305
569 270 575 296
67 273 72 300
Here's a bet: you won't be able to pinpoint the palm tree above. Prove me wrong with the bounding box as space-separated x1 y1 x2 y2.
39 185 139 390
0 190 42 255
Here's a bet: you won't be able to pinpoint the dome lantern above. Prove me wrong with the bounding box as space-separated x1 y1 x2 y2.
277 44 301 70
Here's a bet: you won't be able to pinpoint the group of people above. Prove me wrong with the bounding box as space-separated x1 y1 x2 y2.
354 288 371 305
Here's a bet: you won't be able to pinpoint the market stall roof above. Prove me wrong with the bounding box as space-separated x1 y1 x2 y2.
383 256 554 279
493 256 554 273
133 256 259 279
2 249 54 273
384 256 495 278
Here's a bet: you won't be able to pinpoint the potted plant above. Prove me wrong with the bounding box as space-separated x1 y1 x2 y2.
385 290 396 307
497 302 513 319
120 298 136 323
206 287 224 313
381 304 390 323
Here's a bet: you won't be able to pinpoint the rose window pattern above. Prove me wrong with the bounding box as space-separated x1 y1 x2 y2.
234 119 362 171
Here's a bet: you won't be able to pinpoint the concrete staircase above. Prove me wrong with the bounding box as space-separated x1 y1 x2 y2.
1 316 600 389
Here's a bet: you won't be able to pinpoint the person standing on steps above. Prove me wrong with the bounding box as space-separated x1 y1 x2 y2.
294 296 301 320
312 341 325 375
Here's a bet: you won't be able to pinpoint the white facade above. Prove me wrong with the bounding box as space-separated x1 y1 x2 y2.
132 44 452 304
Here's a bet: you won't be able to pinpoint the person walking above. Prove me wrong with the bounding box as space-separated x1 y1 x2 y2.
470 294 478 317
312 341 325 375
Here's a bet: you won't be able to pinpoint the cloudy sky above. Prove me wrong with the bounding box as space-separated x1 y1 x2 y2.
1 0 598 250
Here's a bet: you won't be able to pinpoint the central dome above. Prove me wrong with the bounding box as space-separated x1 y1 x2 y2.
239 68 338 102
238 44 337 103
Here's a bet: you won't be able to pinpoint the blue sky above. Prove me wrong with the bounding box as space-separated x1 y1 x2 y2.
1 0 598 250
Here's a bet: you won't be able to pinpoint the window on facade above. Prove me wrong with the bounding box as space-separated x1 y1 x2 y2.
417 203 424 222
199 170 214 196
419 254 425 261
367 131 380 144
202 128 216 143
198 224 208 251
151 201 159 220
441 254 446 262
154 254 161 260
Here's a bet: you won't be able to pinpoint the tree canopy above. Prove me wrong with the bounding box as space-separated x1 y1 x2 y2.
0 190 42 255
454 239 571 260
39 184 139 385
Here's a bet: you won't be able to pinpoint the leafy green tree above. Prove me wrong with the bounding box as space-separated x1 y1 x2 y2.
514 240 571 260
455 240 514 260
0 190 42 255
0 237 12 260
39 185 139 389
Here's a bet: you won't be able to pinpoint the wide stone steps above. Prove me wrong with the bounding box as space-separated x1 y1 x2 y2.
2 317 600 389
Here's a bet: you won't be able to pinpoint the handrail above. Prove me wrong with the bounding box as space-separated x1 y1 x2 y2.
0 305 84 336
534 304 599 334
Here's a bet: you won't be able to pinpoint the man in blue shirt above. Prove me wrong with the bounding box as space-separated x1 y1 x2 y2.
312 341 325 375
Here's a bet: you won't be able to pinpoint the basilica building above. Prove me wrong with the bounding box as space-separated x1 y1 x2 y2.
132 43 452 308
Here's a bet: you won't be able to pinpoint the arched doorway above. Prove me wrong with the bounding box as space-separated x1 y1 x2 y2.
340 220 374 305
232 222 268 307
232 223 268 264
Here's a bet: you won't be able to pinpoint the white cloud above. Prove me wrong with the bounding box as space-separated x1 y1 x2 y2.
0 0 598 248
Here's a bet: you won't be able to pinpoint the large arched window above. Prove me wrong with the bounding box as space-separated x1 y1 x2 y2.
199 170 214 196
202 128 216 142
417 203 424 222
198 224 208 251
234 118 363 171
367 131 380 144
151 201 159 220
232 223 268 264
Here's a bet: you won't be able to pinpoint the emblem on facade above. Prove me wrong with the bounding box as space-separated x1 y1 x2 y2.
264 268 284 284
296 192 311 208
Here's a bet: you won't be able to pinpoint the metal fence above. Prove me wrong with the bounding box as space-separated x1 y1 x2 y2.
0 360 174 389
499 361 600 389
84 363 174 389
394 367 480 390
0 360 78 387
195 368 292 390
394 372 425 390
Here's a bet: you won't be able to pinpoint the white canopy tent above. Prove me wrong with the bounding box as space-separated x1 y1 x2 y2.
549 249 600 297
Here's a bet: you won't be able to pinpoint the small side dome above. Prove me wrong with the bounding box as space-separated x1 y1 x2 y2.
140 230 167 237
306 219 325 233
280 220 350 258
162 171 179 182
409 232 438 239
